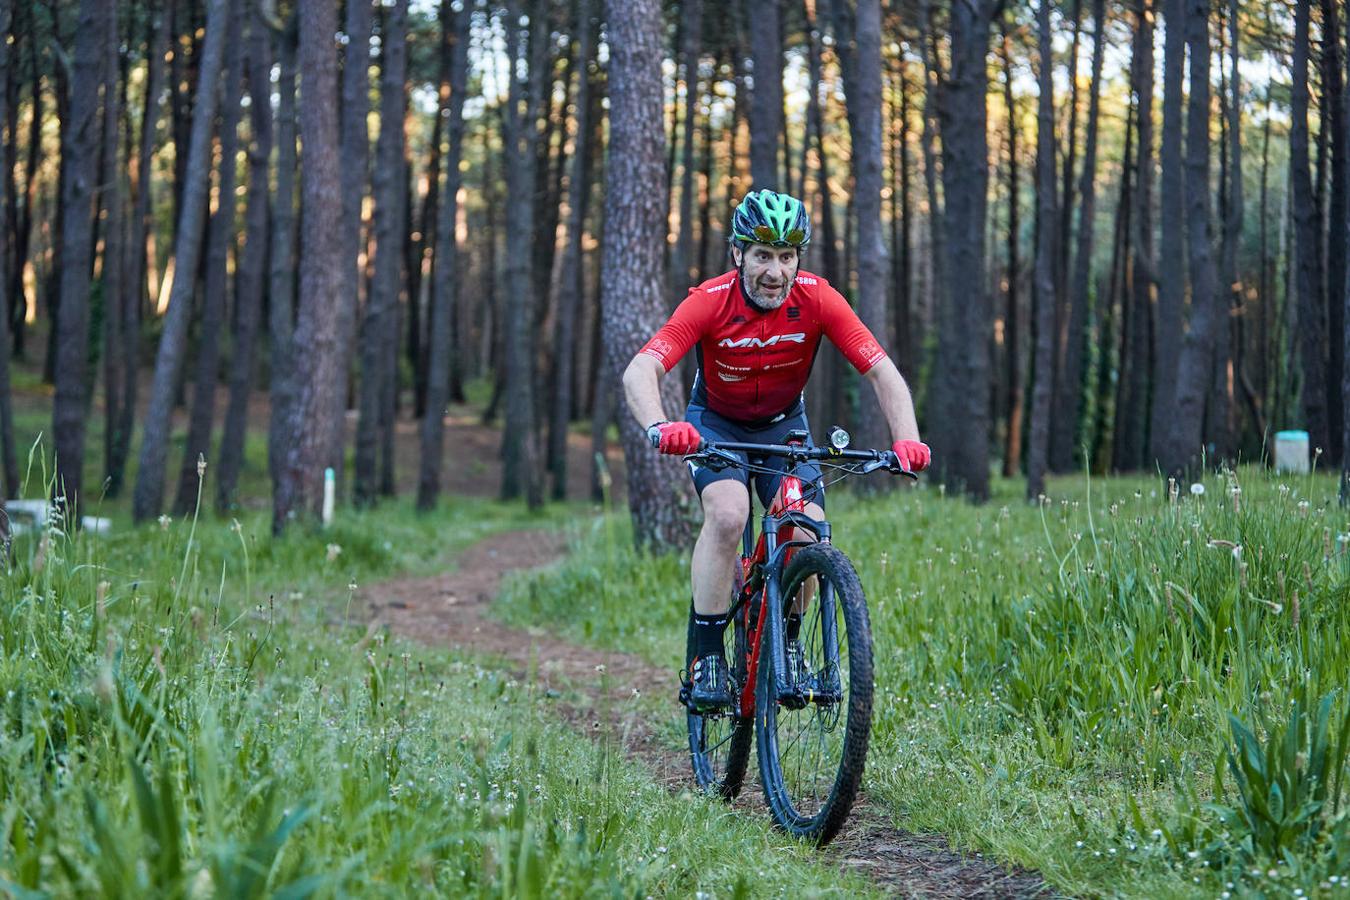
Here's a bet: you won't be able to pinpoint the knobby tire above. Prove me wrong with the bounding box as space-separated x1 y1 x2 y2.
755 543 873 845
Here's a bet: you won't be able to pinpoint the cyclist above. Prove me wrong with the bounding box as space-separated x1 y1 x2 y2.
622 189 930 712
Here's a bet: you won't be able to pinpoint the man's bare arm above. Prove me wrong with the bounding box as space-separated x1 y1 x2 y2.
622 353 670 429
863 357 922 444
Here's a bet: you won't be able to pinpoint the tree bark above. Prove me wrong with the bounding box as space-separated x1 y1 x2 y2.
932 0 996 500
216 4 274 513
834 0 892 459
893 51 915 376
1212 0 1244 459
670 0 700 298
416 0 469 511
273 0 347 532
498 0 546 508
1342 0 1350 503
268 17 298 489
1000 28 1023 479
1115 0 1153 472
109 0 170 498
0 0 13 517
133 0 227 522
1325 0 1347 464
1104 97 1135 471
1027 0 1058 500
356 0 408 506
334 0 373 492
603 0 696 548
100 1 125 504
547 0 598 501
1290 0 1328 458
53 0 111 517
1149 0 1186 467
1158 0 1222 476
1051 0 1106 473
174 1 244 516
1339 0 1350 507
747 0 784 189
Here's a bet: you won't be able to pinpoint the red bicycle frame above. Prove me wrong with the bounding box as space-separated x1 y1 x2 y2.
737 474 807 719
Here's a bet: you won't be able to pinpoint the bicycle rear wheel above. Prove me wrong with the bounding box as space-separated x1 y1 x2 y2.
755 543 873 844
686 584 754 799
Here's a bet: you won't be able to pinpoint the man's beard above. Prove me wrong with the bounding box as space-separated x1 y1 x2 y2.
739 262 798 311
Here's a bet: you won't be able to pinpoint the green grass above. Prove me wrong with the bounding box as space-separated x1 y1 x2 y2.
495 466 1350 898
0 466 883 897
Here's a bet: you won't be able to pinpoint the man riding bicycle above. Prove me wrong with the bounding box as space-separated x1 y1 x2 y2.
621 189 930 713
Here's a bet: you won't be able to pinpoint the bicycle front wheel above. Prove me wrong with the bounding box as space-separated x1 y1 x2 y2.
755 543 873 844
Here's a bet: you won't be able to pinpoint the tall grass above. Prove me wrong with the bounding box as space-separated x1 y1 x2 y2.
497 465 1350 897
1 464 876 897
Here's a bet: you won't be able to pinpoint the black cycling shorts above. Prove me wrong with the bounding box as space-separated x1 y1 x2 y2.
684 399 825 509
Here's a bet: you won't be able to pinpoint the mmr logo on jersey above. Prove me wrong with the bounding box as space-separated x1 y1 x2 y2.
717 333 807 349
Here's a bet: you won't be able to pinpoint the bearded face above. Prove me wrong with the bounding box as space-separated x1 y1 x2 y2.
733 243 801 311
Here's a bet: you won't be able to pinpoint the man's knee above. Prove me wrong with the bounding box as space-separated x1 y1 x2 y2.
700 482 750 544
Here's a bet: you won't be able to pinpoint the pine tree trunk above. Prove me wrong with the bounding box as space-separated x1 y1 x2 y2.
1115 0 1153 472
100 6 125 504
838 0 891 460
333 0 373 494
1159 0 1222 476
110 0 170 499
133 0 227 522
1104 99 1135 470
893 53 914 375
1290 0 1329 458
0 0 13 515
268 18 298 490
1324 0 1347 464
216 4 273 513
273 0 347 532
4 0 30 365
1052 0 1106 473
356 0 408 506
53 0 110 517
1213 0 1244 458
547 0 597 502
416 0 469 511
670 0 700 299
174 2 244 516
603 0 696 548
1027 0 1058 500
748 0 783 189
1149 0 1186 466
933 0 996 500
1342 0 1350 502
498 0 544 507
1001 29 1023 479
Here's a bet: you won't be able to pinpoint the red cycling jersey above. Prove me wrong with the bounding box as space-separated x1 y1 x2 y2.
639 269 887 423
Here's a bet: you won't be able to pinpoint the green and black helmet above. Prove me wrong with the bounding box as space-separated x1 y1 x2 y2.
730 190 812 249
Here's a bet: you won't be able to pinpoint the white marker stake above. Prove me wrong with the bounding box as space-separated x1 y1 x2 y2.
323 467 335 526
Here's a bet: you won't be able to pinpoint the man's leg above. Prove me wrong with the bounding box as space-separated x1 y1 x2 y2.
691 479 750 616
684 479 748 708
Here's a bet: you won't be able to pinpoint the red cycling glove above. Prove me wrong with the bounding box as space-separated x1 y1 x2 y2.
647 421 702 455
891 439 931 472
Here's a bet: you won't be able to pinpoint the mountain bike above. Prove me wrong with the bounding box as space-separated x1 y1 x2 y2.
680 427 916 845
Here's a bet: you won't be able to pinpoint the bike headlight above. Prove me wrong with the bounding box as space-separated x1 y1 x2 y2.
828 426 850 450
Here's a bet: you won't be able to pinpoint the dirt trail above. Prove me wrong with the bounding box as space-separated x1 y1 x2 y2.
364 529 1051 899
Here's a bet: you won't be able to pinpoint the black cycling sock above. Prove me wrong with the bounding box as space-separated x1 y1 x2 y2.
691 610 729 660
786 613 802 642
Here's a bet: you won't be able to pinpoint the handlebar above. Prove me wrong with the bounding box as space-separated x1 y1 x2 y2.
687 440 919 480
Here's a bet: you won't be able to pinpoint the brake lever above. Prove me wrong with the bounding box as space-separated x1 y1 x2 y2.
881 450 919 480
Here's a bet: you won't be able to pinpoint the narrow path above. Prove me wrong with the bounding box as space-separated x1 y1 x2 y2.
363 528 1051 899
